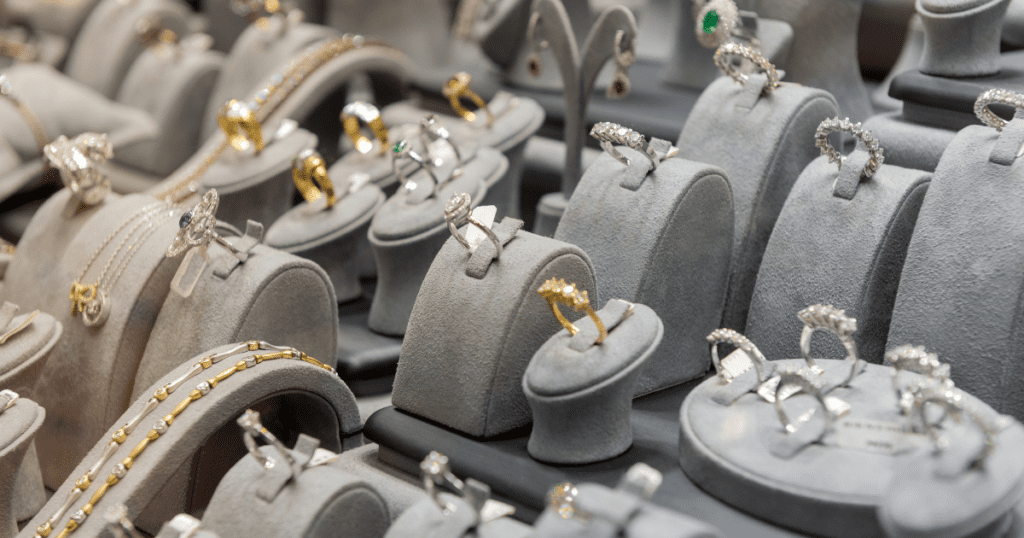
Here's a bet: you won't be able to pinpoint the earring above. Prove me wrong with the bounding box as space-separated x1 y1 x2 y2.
526 11 548 78
607 30 635 100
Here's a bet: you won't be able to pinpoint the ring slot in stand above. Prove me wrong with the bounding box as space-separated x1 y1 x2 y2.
524 299 662 464
554 145 733 395
21 343 361 538
745 129 930 365
677 68 839 332
391 217 596 437
367 147 505 337
200 127 317 231
0 395 45 538
888 97 1024 419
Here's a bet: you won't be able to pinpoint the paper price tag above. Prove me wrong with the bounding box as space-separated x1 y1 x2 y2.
465 205 496 252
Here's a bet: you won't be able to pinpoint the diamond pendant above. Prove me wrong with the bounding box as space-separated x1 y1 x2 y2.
81 289 110 327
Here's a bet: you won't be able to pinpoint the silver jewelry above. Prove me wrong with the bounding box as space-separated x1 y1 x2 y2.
526 11 548 78
237 408 296 470
695 0 738 49
974 88 1024 132
773 364 832 435
420 451 465 514
713 41 779 96
548 481 587 520
797 304 864 388
814 117 885 179
706 328 772 385
392 139 442 192
419 115 464 166
44 133 114 206
103 504 142 538
590 122 678 171
165 189 243 258
444 192 502 258
885 345 951 412
0 389 18 414
905 382 1010 467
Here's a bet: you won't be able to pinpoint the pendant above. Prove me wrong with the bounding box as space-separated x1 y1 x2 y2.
81 289 110 327
606 70 631 100
69 281 98 317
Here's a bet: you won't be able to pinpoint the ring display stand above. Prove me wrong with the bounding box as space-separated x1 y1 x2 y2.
0 396 45 538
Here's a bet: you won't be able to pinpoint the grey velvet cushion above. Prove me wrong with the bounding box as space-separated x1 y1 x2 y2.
677 74 839 333
0 308 61 396
555 149 733 395
746 153 930 365
392 219 596 438
860 111 958 173
917 0 1011 77
0 397 44 538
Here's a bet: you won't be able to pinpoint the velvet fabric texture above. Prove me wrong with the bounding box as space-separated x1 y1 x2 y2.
0 397 44 538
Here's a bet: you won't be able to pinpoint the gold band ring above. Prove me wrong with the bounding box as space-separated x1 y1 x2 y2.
341 101 388 156
218 99 265 154
537 278 607 344
292 148 336 208
442 72 494 126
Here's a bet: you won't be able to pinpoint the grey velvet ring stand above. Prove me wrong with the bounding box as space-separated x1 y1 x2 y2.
0 396 45 538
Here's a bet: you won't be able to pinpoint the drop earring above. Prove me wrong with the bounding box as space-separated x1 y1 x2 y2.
607 30 635 100
526 11 548 77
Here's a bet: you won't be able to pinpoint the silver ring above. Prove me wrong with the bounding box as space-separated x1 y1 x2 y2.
590 122 675 171
237 409 295 470
695 0 738 49
814 117 885 179
0 389 18 413
419 115 464 165
420 451 465 514
713 42 779 96
885 345 951 411
706 328 771 384
165 189 242 258
773 364 831 435
43 133 114 206
797 304 863 387
906 382 1009 469
444 192 502 258
393 139 444 193
974 88 1024 132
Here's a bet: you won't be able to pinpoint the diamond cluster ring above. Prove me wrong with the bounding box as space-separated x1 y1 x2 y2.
44 133 114 206
814 117 885 179
974 88 1024 131
537 278 607 344
165 189 243 258
590 122 676 171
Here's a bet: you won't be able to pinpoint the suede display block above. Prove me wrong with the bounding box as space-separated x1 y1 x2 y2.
677 75 839 332
64 0 193 99
0 398 44 538
115 38 226 176
554 150 733 395
266 184 385 303
134 241 338 398
860 111 958 173
0 65 159 202
392 221 596 438
202 444 391 538
917 0 1011 77
887 118 1024 419
383 492 533 538
200 128 317 231
757 0 872 121
0 308 61 397
745 154 930 365
678 359 996 538
531 483 724 538
201 22 339 139
330 444 430 518
20 343 361 538
3 193 182 487
367 148 506 336
524 300 663 464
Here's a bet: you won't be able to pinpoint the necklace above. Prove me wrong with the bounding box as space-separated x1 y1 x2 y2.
32 341 335 538
152 34 402 204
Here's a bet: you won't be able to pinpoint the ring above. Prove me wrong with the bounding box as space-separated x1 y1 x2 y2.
165 189 243 258
814 117 885 179
696 0 738 49
797 304 864 387
443 192 502 258
0 74 50 155
0 389 18 413
773 364 832 435
341 101 389 156
885 345 951 411
590 122 676 171
537 277 607 344
713 42 779 96
44 133 114 206
549 482 587 520
218 99 265 154
420 451 465 514
706 328 771 384
906 382 1009 469
292 149 336 208
393 139 447 194
419 115 464 166
974 88 1024 132
442 72 494 126
236 408 295 470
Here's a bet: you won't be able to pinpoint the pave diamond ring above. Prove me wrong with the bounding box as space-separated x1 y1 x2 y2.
590 122 675 171
707 328 772 384
165 189 242 258
975 88 1024 131
44 133 114 206
443 192 502 258
814 117 885 179
885 345 952 411
798 304 864 388
773 364 832 436
714 42 779 96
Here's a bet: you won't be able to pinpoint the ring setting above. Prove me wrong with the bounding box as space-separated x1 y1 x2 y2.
44 133 114 206
444 192 503 258
537 278 607 344
165 189 242 258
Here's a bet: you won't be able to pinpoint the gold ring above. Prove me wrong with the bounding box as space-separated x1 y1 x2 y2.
341 101 389 156
442 72 494 126
537 278 607 344
218 99 265 154
292 149 336 208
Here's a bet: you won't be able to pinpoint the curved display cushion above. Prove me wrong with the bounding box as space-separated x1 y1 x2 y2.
393 223 596 438
555 149 733 396
745 155 930 365
0 309 61 396
21 343 361 538
5 0 102 41
202 445 391 538
0 397 44 538
679 358 1005 538
861 111 958 173
917 0 1011 77
325 0 450 67
64 0 193 99
677 74 839 333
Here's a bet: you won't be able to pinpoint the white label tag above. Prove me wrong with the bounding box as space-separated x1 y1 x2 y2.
464 206 496 252
307 447 340 468
826 418 929 455
169 247 209 298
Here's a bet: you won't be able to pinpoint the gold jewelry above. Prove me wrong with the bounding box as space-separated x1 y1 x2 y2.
0 74 50 156
218 99 265 154
0 309 38 345
341 101 388 156
292 149 336 208
442 72 494 126
537 278 607 344
607 30 636 100
35 341 334 538
525 11 548 78
153 35 402 204
44 133 114 207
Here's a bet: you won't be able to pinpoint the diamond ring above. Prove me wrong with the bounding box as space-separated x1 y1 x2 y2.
442 72 493 126
974 88 1024 132
44 133 114 206
814 117 884 179
707 328 772 385
885 345 951 412
798 304 864 388
237 408 296 470
713 41 779 96
590 122 676 171
773 364 833 436
443 192 502 258
165 189 243 258
537 278 607 344
341 101 389 156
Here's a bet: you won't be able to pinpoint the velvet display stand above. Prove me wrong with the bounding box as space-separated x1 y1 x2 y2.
384 492 532 538
0 396 44 538
20 343 362 538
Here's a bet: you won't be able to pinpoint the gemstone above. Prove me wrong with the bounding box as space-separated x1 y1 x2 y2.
393 140 407 154
70 510 86 524
223 99 250 119
702 10 719 34
420 451 448 476
197 381 211 395
549 482 578 519
178 211 192 229
255 89 269 102
112 463 127 479
154 420 168 435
